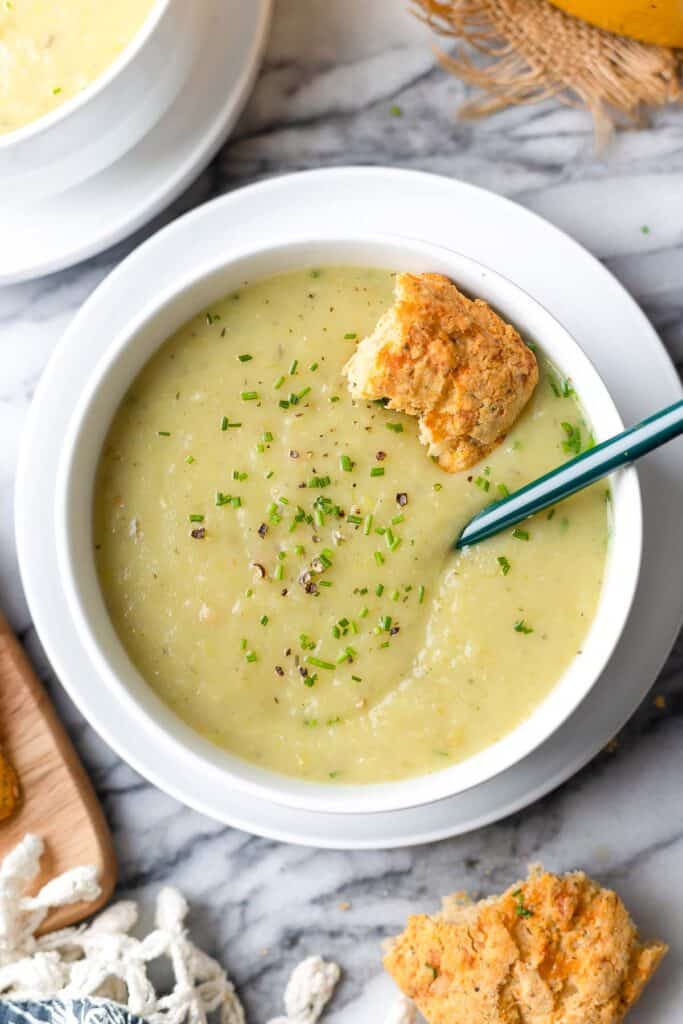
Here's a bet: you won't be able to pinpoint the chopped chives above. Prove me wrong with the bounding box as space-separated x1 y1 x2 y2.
340 454 354 472
433 482 442 492
385 529 395 548
347 514 363 525
241 390 258 401
390 589 400 602
374 551 385 566
359 606 369 618
296 386 311 401
274 563 284 581
306 656 335 670
497 483 510 498
240 638 247 650
390 537 402 552
386 422 403 433
475 476 490 492
375 583 384 597
391 514 404 525
498 556 511 576
231 496 241 508
370 467 385 477
188 514 204 523
262 431 273 442
418 584 425 604
514 619 533 634
157 430 170 436
220 417 228 431
512 528 529 541
215 492 231 506
278 399 290 409
319 580 333 587
344 332 357 340
259 615 269 625
309 361 319 371
205 312 221 325
289 359 298 374
185 455 195 464
245 650 258 662
232 470 247 481
273 375 285 390
238 354 252 362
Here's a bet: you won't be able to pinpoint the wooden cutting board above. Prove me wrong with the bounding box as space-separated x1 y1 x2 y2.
0 612 116 931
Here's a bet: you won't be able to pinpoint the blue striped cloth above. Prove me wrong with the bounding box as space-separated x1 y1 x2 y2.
0 1003 145 1024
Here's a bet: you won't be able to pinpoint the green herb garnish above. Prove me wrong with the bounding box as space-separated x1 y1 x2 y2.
498 556 511 575
512 888 534 918
306 656 335 670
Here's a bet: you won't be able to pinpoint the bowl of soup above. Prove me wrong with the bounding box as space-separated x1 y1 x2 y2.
0 0 205 202
54 235 642 815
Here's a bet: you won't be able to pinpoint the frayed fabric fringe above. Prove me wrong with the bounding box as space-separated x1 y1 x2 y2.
413 0 681 144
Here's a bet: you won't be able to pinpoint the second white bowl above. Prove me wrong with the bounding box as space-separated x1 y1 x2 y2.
0 0 206 203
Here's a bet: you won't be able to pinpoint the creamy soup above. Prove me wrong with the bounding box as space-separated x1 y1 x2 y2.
0 0 156 134
94 267 609 784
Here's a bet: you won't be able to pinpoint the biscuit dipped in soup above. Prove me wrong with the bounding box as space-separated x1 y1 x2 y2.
0 0 156 134
94 267 609 784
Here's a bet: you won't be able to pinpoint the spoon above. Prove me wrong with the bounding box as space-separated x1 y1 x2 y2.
456 398 683 549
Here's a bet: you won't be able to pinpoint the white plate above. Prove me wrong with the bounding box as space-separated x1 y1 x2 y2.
0 0 272 286
15 167 683 848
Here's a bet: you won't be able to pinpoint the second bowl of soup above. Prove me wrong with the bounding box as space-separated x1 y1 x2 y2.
0 0 205 201
55 236 642 814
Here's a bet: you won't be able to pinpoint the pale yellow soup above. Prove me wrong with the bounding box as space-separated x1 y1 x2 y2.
94 267 609 785
0 0 156 134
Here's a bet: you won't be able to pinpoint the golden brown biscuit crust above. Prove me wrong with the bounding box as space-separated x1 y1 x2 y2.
384 868 667 1024
343 273 538 472
0 748 20 822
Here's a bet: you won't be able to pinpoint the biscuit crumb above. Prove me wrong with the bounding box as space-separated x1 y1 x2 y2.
338 901 351 912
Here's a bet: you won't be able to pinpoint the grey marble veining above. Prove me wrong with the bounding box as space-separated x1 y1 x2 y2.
1 1 683 1020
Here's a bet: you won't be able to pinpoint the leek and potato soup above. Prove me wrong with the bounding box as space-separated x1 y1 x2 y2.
93 267 609 784
0 0 155 134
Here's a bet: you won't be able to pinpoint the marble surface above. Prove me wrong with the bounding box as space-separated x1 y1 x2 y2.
1 1 683 1020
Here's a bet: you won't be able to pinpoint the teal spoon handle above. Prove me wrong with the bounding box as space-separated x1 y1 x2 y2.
456 398 683 549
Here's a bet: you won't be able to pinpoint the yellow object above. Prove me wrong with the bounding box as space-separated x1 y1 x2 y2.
547 0 683 46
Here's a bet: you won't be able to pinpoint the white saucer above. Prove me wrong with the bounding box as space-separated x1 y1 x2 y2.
0 0 272 286
15 168 683 849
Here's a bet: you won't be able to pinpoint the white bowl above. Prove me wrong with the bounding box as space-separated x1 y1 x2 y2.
55 235 642 816
0 0 206 203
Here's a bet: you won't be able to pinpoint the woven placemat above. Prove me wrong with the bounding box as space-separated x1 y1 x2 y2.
414 0 681 141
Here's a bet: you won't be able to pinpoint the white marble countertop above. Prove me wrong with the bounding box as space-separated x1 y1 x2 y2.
1 1 682 1020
